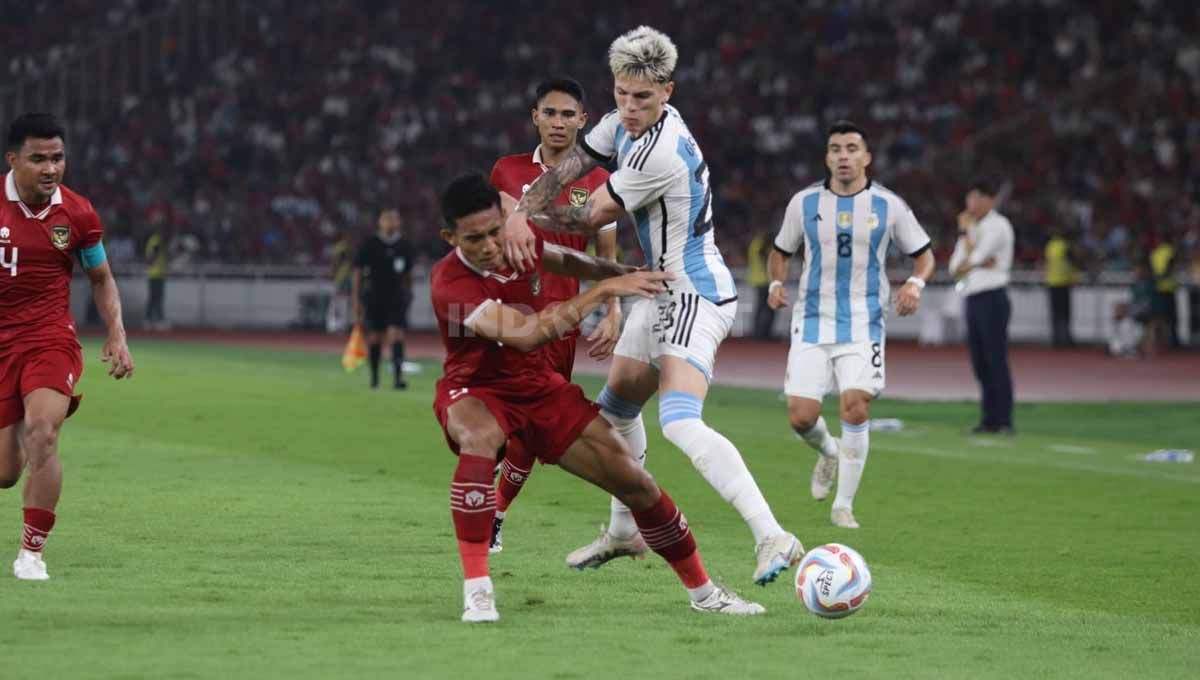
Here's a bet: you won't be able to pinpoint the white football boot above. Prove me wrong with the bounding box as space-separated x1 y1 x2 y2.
461 578 499 623
565 524 647 570
810 451 838 501
831 506 860 529
13 549 49 581
753 532 804 586
690 583 766 615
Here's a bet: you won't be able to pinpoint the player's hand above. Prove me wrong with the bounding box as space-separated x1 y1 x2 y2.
601 271 674 299
894 282 922 316
767 282 789 310
101 334 135 379
502 208 538 273
587 301 622 360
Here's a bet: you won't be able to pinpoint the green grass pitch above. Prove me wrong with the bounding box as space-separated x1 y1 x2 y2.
1 339 1197 679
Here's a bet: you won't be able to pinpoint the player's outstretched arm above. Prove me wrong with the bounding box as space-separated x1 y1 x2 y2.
542 242 636 281
85 260 135 379
466 271 673 353
526 183 623 237
503 144 605 272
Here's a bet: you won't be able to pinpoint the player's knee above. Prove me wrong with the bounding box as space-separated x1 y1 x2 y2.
611 468 659 511
20 418 61 458
788 408 820 433
840 402 869 426
456 429 505 457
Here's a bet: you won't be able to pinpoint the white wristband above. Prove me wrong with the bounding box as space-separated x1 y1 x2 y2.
768 280 784 293
905 276 926 291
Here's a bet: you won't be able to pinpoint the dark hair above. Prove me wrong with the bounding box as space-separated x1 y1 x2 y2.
967 174 1001 196
827 120 867 146
6 113 66 152
535 78 586 108
441 173 500 229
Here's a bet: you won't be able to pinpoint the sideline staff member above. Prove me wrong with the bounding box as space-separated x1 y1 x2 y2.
949 177 1015 434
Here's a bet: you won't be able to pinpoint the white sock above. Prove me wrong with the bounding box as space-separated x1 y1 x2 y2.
796 415 838 458
602 410 647 540
834 420 870 510
464 575 493 597
687 580 716 603
493 510 506 521
661 416 783 544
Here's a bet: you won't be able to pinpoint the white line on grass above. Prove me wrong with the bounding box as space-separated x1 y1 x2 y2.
880 442 1200 485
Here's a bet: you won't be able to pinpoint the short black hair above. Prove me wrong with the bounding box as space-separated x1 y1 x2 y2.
534 78 586 108
441 173 500 230
967 174 1001 196
827 120 867 146
6 113 66 152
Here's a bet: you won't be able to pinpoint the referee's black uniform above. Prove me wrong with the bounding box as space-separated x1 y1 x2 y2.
355 234 415 388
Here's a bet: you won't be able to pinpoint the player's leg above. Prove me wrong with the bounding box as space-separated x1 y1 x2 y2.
14 388 70 581
385 323 407 390
490 436 536 554
828 341 885 529
0 424 22 490
441 396 506 622
363 299 384 389
657 354 801 585
784 341 839 500
557 415 763 615
563 300 658 568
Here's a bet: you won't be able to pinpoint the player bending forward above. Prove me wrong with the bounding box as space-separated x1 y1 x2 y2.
768 121 934 529
1 113 135 580
503 26 803 585
433 174 763 622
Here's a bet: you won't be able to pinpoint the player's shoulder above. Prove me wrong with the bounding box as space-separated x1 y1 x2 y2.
869 181 913 212
788 181 825 206
57 184 99 220
624 114 685 174
581 164 610 185
493 152 535 170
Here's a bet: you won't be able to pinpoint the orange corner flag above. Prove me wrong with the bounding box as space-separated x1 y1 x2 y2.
342 324 367 372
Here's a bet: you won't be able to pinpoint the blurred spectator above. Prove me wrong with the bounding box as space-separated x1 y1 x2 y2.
1043 225 1082 348
1149 234 1180 350
143 225 168 330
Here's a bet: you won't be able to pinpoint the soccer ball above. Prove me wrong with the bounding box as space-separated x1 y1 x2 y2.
795 543 872 619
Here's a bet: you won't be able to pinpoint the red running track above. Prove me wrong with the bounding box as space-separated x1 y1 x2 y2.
120 329 1200 402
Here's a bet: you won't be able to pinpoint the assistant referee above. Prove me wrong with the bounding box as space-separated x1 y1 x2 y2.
352 209 415 389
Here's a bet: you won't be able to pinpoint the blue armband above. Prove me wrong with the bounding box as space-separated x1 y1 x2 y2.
79 242 107 269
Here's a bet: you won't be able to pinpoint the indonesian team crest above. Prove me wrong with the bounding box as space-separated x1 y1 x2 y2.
569 187 589 207
50 225 71 250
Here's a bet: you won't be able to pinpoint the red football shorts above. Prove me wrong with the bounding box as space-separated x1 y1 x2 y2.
0 344 84 429
434 381 600 464
543 335 577 382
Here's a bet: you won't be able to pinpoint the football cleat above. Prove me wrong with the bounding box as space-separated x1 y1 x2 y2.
690 583 766 615
831 507 860 529
810 451 838 501
13 549 49 581
753 532 804 586
462 579 499 623
565 524 647 570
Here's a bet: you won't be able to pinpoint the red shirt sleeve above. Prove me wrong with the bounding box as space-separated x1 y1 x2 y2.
432 264 493 327
74 199 104 250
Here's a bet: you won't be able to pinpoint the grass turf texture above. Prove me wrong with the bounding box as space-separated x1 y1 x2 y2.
1 339 1197 679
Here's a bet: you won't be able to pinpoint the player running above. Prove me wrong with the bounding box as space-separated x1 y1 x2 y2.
502 26 803 586
486 77 621 554
1 113 135 580
767 121 935 529
434 173 763 622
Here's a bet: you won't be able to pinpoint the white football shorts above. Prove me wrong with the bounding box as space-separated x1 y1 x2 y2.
783 339 886 400
614 292 735 382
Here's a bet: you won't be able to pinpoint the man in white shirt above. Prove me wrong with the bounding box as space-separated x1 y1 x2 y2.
948 177 1015 434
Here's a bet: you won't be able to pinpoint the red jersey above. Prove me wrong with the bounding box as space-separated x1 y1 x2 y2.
0 172 102 348
431 239 564 398
489 146 611 304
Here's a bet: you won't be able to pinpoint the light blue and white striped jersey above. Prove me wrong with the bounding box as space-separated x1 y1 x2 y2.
582 105 738 304
774 180 931 344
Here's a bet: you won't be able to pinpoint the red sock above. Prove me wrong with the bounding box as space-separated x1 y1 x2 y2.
22 507 56 553
631 490 709 589
496 441 535 513
450 453 495 579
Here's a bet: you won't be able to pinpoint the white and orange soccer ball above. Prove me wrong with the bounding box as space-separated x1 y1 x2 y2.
795 543 872 619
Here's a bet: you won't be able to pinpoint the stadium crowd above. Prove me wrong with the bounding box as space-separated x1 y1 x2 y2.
6 0 1199 280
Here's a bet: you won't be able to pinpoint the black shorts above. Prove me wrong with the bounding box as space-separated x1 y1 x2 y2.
364 293 410 332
